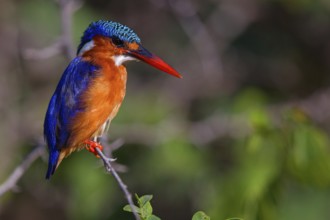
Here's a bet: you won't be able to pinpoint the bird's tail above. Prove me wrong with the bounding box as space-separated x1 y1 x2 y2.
46 150 60 179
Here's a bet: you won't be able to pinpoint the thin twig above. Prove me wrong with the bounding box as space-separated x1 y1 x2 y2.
95 147 141 220
100 137 125 157
100 138 128 172
0 144 45 197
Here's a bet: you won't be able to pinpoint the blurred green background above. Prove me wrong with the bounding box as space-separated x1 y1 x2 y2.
1 0 330 219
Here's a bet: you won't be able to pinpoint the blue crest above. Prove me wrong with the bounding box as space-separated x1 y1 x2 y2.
77 20 141 54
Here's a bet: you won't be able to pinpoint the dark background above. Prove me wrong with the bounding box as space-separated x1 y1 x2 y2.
1 0 330 219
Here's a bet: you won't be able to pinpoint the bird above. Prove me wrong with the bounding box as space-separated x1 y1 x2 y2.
44 20 182 179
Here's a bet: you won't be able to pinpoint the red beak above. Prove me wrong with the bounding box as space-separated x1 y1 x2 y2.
128 46 182 79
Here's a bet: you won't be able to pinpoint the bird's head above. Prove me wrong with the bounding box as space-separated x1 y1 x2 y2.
77 20 182 78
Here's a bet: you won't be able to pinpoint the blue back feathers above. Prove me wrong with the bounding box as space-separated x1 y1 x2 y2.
44 57 99 179
77 20 141 54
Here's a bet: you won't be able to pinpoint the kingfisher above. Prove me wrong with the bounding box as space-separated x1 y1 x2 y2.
44 20 182 179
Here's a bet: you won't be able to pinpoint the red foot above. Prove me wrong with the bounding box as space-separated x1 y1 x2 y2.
84 140 103 158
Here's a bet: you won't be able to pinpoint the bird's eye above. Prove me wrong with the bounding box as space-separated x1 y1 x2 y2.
112 37 124 47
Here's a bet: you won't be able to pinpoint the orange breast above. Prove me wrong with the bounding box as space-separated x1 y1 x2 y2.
68 60 127 149
58 64 126 167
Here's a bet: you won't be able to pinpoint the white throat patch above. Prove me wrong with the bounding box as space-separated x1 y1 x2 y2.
112 55 136 66
78 40 95 56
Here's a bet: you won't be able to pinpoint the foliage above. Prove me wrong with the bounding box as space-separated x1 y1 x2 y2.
123 194 161 220
124 195 211 220
192 211 211 220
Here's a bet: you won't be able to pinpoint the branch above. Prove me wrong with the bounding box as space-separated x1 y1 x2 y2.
100 137 128 173
95 147 141 220
0 138 137 220
0 144 45 197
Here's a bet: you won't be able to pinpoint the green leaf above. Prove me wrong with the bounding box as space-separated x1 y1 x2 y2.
123 204 140 213
192 211 210 220
138 195 153 207
133 194 155 219
140 200 153 218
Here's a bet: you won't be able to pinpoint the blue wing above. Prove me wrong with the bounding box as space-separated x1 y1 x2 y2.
44 57 99 179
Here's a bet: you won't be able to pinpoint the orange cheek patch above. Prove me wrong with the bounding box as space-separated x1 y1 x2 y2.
128 42 139 50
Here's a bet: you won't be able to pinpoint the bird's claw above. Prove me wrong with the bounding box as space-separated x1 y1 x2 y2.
84 140 103 158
